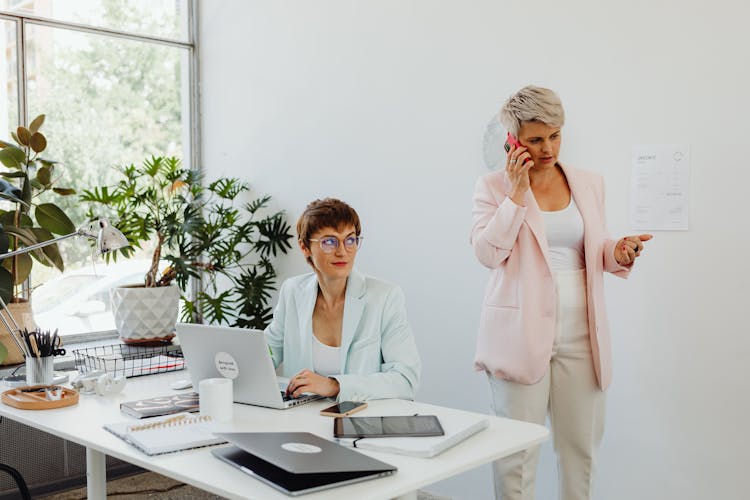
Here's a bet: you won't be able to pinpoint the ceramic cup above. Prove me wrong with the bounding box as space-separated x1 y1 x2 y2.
199 377 233 422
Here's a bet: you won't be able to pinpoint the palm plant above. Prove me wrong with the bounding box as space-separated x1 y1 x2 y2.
80 156 294 329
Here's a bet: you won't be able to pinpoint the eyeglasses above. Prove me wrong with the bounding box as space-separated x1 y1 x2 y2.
308 235 364 253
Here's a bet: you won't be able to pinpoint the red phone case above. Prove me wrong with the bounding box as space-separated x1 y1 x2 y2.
504 133 529 166
504 132 522 153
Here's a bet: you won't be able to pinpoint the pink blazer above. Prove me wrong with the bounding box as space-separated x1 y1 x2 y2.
471 163 629 390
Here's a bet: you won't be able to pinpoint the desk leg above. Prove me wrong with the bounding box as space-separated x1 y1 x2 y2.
86 447 106 500
393 492 417 500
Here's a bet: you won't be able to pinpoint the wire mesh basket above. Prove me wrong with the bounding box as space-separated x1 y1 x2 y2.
72 343 185 378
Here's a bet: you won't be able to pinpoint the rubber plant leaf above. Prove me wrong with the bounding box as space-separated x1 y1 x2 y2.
35 203 76 235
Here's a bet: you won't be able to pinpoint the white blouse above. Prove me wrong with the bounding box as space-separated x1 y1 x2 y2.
312 334 340 377
540 197 585 271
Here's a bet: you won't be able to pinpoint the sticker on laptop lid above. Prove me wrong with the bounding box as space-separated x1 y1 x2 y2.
281 443 322 454
215 352 239 379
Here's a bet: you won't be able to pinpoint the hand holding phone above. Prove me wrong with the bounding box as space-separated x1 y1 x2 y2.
320 401 368 417
503 132 522 154
504 133 531 166
504 132 532 204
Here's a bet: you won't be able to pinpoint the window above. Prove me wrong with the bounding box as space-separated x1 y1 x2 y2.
0 1 196 338
3 0 189 41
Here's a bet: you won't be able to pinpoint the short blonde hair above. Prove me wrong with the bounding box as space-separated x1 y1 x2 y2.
499 85 565 136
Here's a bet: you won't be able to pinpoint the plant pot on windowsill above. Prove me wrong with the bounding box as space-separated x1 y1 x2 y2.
81 156 294 332
110 283 179 344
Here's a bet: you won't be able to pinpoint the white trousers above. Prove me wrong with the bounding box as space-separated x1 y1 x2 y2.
488 269 605 500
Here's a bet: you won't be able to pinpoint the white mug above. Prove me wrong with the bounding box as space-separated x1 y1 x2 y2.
199 377 233 422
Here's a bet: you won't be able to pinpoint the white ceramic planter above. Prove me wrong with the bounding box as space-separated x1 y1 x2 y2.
110 284 179 342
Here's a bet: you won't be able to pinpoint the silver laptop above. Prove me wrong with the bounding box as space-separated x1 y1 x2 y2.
176 323 322 409
212 432 396 496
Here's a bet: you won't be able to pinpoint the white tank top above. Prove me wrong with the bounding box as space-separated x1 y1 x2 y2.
540 197 585 271
312 334 340 377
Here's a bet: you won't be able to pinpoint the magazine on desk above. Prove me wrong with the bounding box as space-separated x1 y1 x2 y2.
104 413 226 456
335 409 489 458
120 392 199 418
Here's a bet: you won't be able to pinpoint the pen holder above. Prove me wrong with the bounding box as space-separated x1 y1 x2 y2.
26 356 54 386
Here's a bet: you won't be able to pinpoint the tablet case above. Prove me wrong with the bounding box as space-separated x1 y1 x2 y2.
336 410 489 458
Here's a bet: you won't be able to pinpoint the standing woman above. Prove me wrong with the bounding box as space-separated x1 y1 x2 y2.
266 198 420 401
471 85 651 500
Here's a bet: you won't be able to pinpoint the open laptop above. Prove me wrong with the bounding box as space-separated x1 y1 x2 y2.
212 432 396 496
175 323 322 409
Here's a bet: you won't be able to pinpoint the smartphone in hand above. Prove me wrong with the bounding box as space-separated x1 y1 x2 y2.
320 401 368 417
504 132 522 153
504 133 529 165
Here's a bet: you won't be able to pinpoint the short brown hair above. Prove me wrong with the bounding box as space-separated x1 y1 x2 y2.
297 198 361 248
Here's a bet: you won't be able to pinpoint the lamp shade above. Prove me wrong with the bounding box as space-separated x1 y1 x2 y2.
95 219 129 254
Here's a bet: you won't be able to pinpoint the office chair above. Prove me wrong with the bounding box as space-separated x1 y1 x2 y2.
0 463 31 500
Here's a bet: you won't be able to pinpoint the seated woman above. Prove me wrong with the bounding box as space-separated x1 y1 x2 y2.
265 198 421 401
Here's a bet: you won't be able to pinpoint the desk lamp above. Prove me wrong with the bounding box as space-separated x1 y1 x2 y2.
0 219 129 358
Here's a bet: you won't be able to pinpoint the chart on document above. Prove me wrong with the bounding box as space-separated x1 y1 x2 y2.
630 144 690 231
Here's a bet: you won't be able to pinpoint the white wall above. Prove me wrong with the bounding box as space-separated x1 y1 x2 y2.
199 2 750 499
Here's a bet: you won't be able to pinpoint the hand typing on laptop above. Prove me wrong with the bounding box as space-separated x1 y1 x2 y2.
286 369 340 399
176 324 323 410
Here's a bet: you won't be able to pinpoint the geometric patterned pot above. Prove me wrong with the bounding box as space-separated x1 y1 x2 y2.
110 284 179 343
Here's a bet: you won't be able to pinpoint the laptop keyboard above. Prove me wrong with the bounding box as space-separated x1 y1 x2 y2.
281 391 303 402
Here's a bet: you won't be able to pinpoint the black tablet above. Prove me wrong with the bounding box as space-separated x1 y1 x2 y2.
333 415 444 438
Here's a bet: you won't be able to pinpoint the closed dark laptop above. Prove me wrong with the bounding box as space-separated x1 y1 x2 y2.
212 432 396 496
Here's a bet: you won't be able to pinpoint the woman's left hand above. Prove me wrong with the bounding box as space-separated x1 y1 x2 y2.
615 234 653 265
286 369 340 398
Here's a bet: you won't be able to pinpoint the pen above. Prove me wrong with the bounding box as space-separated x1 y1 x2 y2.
29 334 39 358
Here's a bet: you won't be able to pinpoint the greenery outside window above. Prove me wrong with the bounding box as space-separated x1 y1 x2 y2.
0 0 197 339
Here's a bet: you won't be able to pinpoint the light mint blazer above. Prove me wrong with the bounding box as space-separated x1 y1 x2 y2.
264 269 421 401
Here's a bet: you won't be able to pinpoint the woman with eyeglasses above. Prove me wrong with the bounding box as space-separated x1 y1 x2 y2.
265 198 421 401
472 86 652 500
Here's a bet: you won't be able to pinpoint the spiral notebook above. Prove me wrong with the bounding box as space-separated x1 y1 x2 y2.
104 413 227 456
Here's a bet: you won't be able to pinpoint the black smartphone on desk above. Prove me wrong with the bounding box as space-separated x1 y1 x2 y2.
334 415 444 438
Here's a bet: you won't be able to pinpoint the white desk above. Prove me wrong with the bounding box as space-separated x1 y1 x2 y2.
0 371 548 499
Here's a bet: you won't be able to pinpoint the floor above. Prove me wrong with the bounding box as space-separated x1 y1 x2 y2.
37 471 452 499
38 471 222 500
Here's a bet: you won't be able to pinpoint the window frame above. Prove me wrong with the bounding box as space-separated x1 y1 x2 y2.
0 1 201 343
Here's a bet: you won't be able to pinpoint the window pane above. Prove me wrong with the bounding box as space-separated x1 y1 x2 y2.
0 19 18 142
1 0 189 41
32 258 152 335
25 24 191 335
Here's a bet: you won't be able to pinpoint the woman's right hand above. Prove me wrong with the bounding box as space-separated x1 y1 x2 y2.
506 144 534 205
286 368 340 398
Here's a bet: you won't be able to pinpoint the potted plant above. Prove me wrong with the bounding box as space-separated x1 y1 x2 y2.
80 156 293 343
0 115 76 364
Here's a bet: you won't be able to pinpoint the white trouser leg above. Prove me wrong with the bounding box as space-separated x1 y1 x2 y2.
488 368 550 500
486 270 605 500
549 269 605 500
